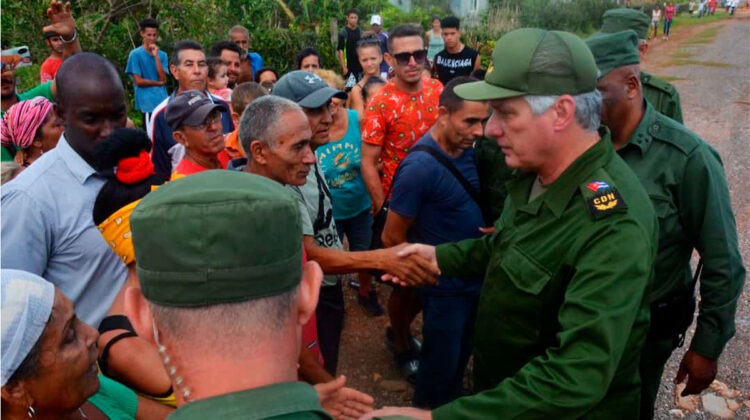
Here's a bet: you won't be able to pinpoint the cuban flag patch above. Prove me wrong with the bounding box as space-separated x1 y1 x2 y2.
586 181 610 192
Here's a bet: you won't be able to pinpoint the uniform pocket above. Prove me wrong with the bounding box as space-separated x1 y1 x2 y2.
500 245 551 295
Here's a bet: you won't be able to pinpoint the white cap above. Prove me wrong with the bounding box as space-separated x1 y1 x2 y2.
1 269 55 386
370 15 382 26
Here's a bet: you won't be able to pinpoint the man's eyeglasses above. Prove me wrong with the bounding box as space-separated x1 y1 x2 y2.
185 111 222 131
392 49 427 66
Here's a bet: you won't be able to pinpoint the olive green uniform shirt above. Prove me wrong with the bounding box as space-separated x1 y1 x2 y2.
641 71 683 123
168 382 331 420
617 101 745 358
432 136 658 419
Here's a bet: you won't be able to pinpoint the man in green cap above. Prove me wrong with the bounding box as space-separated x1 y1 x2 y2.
587 30 745 420
125 170 373 419
363 28 658 419
598 7 684 123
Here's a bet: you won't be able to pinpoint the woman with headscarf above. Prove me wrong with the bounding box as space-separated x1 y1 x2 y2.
0 97 62 172
0 269 172 419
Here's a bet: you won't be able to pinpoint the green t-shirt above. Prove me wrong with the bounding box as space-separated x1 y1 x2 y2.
88 375 138 420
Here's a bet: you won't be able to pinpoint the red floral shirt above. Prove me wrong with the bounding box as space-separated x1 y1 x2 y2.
362 78 443 194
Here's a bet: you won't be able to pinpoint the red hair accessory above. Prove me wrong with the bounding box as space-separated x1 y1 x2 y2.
116 151 155 184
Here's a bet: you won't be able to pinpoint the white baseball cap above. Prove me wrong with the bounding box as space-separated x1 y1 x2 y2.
370 15 383 26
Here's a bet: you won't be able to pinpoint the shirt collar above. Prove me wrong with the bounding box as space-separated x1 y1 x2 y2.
169 382 331 420
56 135 99 185
622 100 658 155
509 128 614 218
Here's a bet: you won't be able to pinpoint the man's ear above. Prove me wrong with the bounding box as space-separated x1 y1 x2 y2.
296 261 322 326
172 130 187 147
625 73 641 100
551 95 577 132
384 53 394 69
124 287 156 345
436 106 450 127
231 111 241 127
249 140 266 164
53 103 65 125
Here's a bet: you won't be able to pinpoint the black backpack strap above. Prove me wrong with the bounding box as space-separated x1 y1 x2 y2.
410 144 481 206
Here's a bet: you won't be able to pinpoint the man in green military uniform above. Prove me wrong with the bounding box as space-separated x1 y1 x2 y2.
597 8 684 123
125 171 373 419
587 30 745 419
363 28 658 419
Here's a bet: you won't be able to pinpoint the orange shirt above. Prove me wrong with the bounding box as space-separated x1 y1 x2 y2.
362 78 443 194
170 150 230 181
224 129 246 160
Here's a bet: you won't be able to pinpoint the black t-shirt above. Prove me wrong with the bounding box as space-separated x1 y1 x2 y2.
434 46 478 85
338 26 362 74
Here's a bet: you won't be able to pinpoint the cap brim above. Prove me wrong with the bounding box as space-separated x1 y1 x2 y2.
454 80 526 101
181 102 228 127
298 87 348 108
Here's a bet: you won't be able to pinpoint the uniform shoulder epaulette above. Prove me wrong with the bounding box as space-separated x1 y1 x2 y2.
647 112 702 155
641 72 677 95
579 175 628 220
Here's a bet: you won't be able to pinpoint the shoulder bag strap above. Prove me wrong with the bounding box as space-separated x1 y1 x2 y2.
410 144 481 206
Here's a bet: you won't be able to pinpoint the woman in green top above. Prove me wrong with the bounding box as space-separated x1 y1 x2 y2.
425 16 444 64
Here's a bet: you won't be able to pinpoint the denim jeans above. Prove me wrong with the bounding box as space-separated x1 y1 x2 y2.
663 18 673 36
335 208 373 252
413 291 479 408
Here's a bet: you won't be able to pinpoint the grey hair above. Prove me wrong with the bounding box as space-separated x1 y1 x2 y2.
523 90 602 132
239 95 303 155
149 285 299 345
229 25 250 39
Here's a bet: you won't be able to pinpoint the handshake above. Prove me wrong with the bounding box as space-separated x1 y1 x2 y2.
376 243 439 287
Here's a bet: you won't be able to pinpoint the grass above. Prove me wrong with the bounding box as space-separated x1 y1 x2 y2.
653 75 687 82
659 58 733 68
672 10 730 29
671 51 697 59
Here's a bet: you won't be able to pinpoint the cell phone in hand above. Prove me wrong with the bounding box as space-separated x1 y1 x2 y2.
1 46 33 68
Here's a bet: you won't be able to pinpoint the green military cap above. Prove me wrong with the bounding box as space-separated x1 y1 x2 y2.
455 28 598 101
601 8 650 40
586 30 640 79
131 170 303 308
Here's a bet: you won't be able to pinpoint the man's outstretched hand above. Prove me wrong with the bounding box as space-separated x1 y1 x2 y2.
315 375 374 420
43 1 76 39
674 350 718 396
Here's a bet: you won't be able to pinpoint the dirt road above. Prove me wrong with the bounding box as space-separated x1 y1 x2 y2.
642 10 750 420
338 11 750 418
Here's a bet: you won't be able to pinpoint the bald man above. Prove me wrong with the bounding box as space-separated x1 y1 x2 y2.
1 53 129 327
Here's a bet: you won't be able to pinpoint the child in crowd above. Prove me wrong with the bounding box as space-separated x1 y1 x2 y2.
348 37 385 118
207 56 232 103
224 82 268 159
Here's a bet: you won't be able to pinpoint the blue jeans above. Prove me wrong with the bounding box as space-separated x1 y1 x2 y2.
413 291 479 408
335 208 373 251
663 18 673 36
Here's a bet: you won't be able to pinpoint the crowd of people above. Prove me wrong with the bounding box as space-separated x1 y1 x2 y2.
1 1 745 419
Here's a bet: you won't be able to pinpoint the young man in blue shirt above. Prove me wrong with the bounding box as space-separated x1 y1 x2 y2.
125 18 168 127
382 76 490 408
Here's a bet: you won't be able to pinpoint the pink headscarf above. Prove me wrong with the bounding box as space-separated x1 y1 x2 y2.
0 97 54 150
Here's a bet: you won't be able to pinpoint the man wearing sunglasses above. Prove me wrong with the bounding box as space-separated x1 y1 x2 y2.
361 24 444 383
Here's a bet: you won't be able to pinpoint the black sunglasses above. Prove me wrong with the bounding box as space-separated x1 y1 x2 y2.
392 49 427 66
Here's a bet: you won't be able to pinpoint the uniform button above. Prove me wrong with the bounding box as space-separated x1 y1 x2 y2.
652 124 660 131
